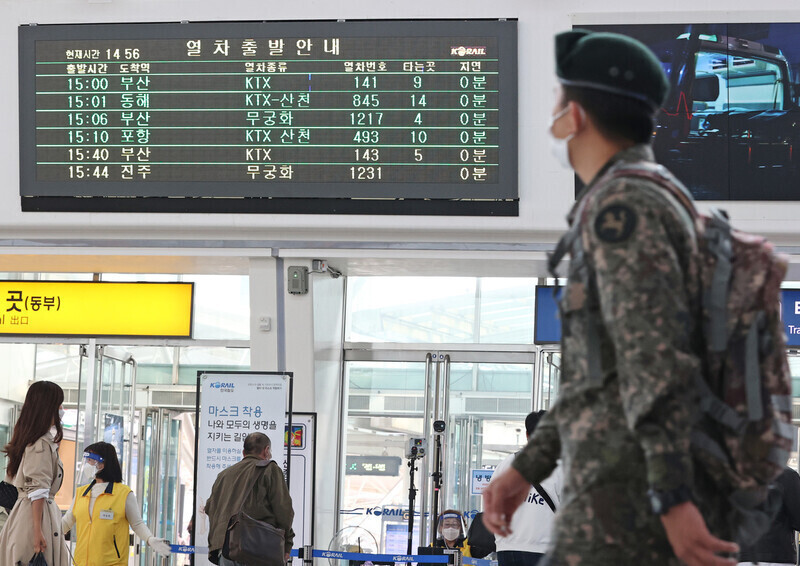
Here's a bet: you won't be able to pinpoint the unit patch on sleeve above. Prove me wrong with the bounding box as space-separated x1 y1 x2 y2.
594 204 637 243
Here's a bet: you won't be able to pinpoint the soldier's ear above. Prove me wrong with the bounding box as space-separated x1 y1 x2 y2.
568 102 587 134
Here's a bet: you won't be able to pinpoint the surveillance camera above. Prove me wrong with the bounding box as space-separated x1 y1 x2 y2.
433 420 446 433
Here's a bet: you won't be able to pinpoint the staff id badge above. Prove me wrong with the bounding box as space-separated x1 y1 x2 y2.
99 510 114 520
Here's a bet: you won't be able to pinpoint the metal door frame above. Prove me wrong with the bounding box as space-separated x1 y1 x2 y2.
536 346 561 411
77 342 138 485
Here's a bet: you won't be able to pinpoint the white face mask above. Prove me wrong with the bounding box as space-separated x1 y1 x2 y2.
442 527 460 541
548 106 575 170
58 408 65 420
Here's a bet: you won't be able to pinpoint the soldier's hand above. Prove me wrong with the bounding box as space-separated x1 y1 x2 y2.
660 501 739 566
482 467 530 536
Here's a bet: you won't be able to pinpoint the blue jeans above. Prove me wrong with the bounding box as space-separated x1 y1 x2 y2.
497 550 545 566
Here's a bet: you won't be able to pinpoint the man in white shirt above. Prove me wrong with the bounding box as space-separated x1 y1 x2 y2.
488 411 562 566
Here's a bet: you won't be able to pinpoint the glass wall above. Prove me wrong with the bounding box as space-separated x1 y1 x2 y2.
346 278 535 344
340 277 538 552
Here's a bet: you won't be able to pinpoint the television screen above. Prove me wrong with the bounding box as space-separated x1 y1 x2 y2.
582 23 800 201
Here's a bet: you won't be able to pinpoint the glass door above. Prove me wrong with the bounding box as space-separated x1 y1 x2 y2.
339 361 426 555
75 344 137 484
431 355 534 537
139 408 181 566
536 348 561 411
339 349 535 551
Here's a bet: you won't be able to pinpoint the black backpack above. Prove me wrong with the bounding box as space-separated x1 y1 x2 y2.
466 513 495 558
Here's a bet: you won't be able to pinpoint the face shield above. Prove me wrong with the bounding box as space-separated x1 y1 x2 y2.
438 513 464 542
77 452 104 485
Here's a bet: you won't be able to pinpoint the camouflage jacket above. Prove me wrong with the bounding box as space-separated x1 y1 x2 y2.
512 144 706 564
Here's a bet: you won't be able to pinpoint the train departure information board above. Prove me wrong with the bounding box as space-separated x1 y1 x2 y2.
19 20 518 214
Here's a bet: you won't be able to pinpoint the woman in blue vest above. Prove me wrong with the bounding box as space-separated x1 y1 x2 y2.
62 441 171 565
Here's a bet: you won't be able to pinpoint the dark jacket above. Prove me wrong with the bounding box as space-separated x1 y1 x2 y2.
205 455 295 552
739 467 800 564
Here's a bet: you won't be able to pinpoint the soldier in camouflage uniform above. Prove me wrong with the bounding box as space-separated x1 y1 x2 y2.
483 30 741 566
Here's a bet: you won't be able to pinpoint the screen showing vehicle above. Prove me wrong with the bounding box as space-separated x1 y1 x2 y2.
581 23 800 201
19 20 518 214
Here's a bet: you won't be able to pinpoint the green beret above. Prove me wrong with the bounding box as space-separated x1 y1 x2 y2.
555 29 669 109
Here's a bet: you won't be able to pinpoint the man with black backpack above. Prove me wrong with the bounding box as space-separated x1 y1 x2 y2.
482 29 763 566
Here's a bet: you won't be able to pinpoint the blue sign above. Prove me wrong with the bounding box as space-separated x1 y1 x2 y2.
781 289 800 347
534 286 561 344
537 286 800 348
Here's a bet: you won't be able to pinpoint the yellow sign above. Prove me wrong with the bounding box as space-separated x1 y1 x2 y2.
0 281 193 337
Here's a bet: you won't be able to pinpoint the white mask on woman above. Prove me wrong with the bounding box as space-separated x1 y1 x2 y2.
442 527 460 541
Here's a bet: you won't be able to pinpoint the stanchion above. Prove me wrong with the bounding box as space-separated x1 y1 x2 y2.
405 438 427 555
164 543 497 566
431 421 444 537
312 548 450 563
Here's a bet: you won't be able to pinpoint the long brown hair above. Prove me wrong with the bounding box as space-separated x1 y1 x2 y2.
3 381 64 478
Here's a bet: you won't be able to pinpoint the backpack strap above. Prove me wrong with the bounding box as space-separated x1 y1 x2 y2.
745 312 766 422
547 219 605 384
703 209 733 353
532 482 556 513
604 163 737 356
555 161 696 384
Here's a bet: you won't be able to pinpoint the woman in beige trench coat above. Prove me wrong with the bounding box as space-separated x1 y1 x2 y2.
0 381 69 566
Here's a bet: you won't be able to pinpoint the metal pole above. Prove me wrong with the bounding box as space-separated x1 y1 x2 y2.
83 339 97 446
407 453 418 555
94 345 105 445
419 353 433 547
431 433 442 539
431 354 450 541
126 357 137 486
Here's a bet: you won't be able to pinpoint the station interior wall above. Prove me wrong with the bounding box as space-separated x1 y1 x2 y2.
3 0 800 555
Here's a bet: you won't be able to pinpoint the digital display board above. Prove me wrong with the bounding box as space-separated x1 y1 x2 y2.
581 23 800 201
20 20 518 214
345 455 402 476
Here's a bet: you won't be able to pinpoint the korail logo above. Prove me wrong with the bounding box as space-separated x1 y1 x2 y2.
340 507 477 519
210 382 235 389
340 507 425 518
450 46 487 56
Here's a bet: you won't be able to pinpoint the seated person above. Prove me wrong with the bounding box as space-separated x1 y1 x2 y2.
432 510 471 557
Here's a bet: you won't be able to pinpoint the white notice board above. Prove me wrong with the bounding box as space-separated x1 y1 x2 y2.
194 371 292 566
